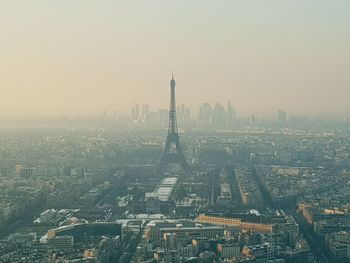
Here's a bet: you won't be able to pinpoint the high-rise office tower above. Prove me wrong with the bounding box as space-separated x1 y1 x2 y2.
278 110 287 122
227 102 235 127
199 103 212 127
212 103 226 128
184 107 191 124
250 114 256 126
131 104 140 123
141 104 150 117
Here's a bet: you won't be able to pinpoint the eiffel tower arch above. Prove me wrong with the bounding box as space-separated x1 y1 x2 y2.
159 74 191 174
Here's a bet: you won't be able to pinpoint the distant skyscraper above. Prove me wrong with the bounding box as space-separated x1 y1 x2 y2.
212 103 226 128
199 103 212 127
180 104 185 116
226 102 235 127
180 104 185 125
158 109 169 127
184 107 191 124
278 110 287 122
250 114 256 126
141 104 150 117
131 104 140 123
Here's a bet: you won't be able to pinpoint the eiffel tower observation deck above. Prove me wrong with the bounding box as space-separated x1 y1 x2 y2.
159 74 191 174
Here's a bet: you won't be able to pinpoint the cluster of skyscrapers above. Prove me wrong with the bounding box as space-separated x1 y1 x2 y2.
130 102 236 129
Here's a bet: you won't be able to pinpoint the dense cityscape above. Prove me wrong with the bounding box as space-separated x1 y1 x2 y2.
1 74 350 263
1 1 350 262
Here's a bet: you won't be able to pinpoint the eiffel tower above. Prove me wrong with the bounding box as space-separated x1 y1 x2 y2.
159 74 191 173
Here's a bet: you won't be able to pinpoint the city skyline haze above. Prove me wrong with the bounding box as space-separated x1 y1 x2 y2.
1 1 350 117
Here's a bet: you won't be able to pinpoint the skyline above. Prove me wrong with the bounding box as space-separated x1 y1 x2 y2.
2 2 350 262
1 1 350 117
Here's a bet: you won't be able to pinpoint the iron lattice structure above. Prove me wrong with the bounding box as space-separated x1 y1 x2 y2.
159 74 191 174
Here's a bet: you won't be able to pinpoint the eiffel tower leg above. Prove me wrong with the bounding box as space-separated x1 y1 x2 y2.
159 134 191 173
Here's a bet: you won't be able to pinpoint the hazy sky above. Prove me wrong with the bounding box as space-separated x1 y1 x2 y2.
1 1 350 117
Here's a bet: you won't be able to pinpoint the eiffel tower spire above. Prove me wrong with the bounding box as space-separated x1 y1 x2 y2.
159 73 191 173
168 72 177 135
